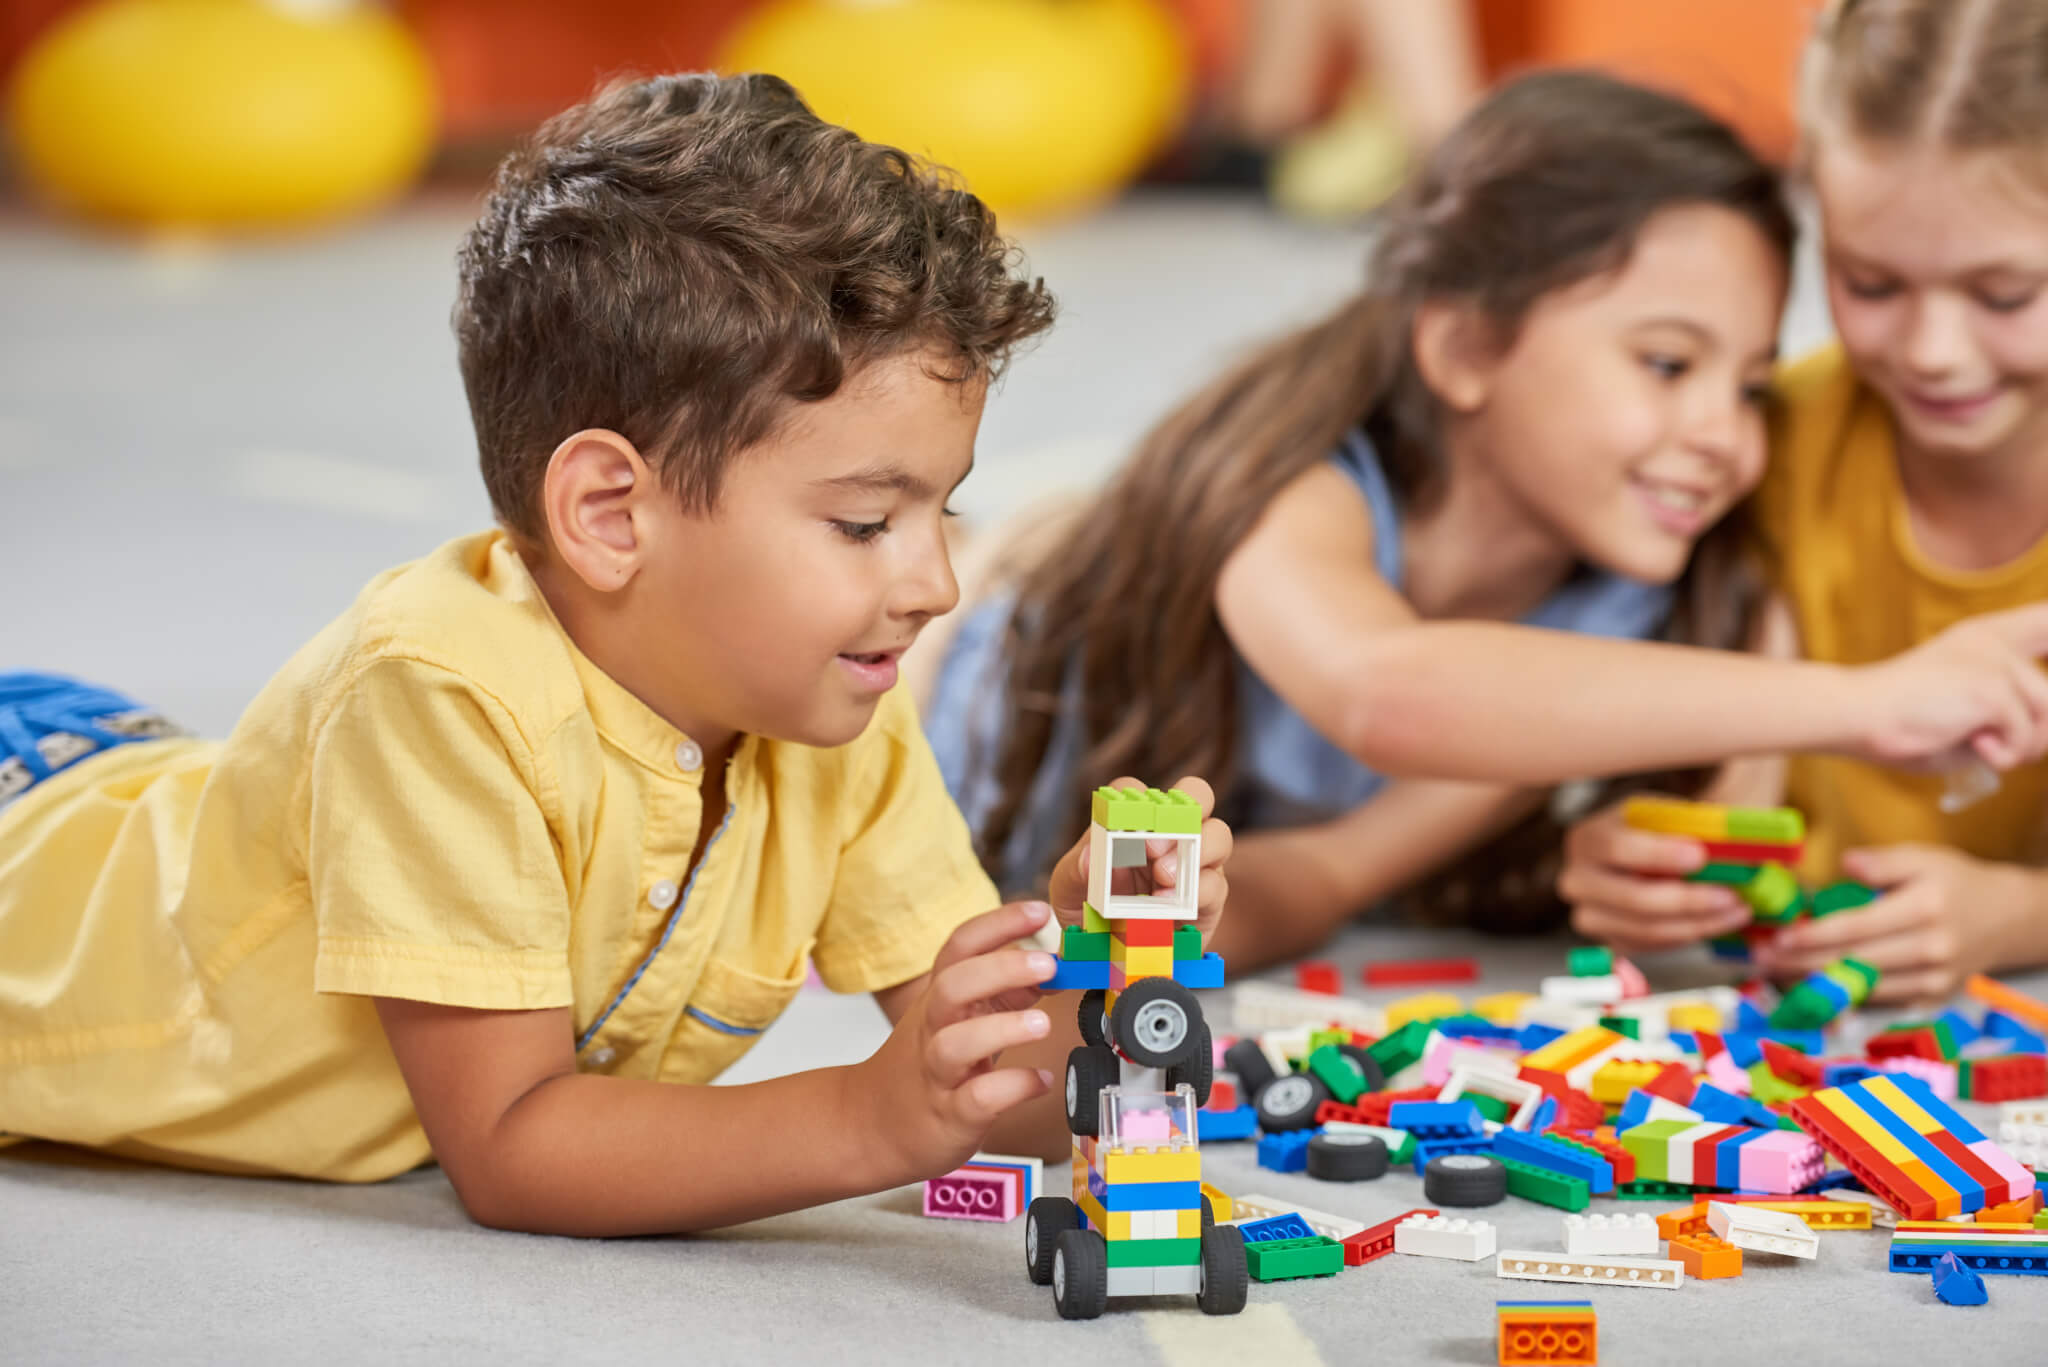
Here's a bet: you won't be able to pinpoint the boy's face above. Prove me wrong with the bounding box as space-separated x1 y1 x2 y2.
636 348 979 749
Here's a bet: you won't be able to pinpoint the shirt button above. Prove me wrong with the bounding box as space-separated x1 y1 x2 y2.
648 879 679 910
586 1045 617 1067
674 739 703 772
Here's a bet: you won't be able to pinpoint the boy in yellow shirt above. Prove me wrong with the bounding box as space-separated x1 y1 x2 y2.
0 73 1230 1235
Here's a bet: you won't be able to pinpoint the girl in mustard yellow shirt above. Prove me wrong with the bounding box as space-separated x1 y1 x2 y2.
1562 0 2048 1001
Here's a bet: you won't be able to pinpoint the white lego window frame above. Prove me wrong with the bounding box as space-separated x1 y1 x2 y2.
1088 823 1201 920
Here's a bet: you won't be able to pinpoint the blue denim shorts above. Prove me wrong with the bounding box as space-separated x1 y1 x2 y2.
0 673 183 809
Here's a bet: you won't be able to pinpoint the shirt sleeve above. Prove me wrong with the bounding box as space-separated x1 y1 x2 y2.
307 655 574 1010
813 687 1003 994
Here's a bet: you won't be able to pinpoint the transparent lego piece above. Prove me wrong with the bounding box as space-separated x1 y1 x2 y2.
1100 1083 1200 1149
1939 755 2000 814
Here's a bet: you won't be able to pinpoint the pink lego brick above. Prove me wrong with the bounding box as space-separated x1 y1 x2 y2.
1614 957 1650 999
1122 1109 1175 1143
1875 1056 1958 1100
1736 1130 1827 1195
1705 1050 1750 1097
1968 1139 2038 1204
924 1166 1022 1221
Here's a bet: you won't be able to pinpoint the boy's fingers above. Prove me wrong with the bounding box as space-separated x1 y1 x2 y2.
956 1064 1054 1128
928 948 1057 1025
1867 967 1959 1008
1570 902 1739 952
1200 816 1232 866
1169 775 1216 817
1590 828 1708 876
1764 891 1928 958
1556 865 1742 920
934 902 1052 976
1195 867 1227 915
928 1010 1051 1088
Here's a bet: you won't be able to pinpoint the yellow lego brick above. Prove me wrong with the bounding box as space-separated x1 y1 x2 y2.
1622 797 1735 839
1525 1025 1628 1075
1102 1146 1202 1185
1746 1199 1871 1230
1590 1060 1664 1107
1667 1002 1723 1033
1101 1210 1132 1240
1111 943 1175 977
1385 992 1464 1031
1862 1075 1947 1140
1178 1207 1203 1239
1200 1182 1233 1223
1474 991 1533 1025
1078 1189 1108 1231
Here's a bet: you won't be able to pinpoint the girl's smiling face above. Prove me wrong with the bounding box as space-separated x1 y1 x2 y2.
1815 137 2048 465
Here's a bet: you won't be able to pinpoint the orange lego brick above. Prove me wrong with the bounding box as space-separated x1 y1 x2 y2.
1497 1302 1598 1366
1670 1233 1743 1279
1657 1203 1709 1240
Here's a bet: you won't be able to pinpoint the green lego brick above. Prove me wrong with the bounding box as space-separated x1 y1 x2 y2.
1769 985 1836 1033
1742 864 1803 921
1091 785 1202 835
1306 1044 1368 1105
1725 807 1804 843
1836 957 1881 994
1567 945 1614 977
1082 903 1113 934
1106 1237 1202 1268
1307 1028 1347 1054
1062 927 1112 961
1613 1179 1709 1200
1501 1158 1590 1211
1366 1019 1429 1077
2035 1209 2048 1231
1810 880 1875 918
1598 1016 1641 1041
1243 1235 1344 1282
1748 1060 1808 1105
1173 924 1203 961
1469 1094 1511 1124
1689 862 1764 886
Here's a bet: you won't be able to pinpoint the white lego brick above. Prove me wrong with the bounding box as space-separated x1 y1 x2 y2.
1634 1095 1706 1125
965 1151 1043 1204
1151 1263 1201 1296
1999 1101 2048 1130
1394 1214 1497 1262
1227 1193 1366 1242
1995 1122 2048 1172
1231 981 1384 1036
1706 1202 1818 1260
1659 1122 1729 1185
1516 999 1604 1033
1321 1121 1410 1152
1127 1209 1178 1240
1439 1065 1544 1130
1541 974 1623 1006
1495 1250 1684 1290
1087 823 1202 921
1562 1212 1662 1257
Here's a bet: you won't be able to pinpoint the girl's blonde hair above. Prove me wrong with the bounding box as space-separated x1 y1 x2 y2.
1804 0 2048 157
974 70 1796 932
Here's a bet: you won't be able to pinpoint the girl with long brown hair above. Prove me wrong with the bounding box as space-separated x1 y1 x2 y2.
927 68 2048 975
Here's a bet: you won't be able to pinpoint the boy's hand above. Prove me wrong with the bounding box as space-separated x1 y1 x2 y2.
1851 604 2048 771
1044 775 1233 945
1753 844 2040 1004
850 901 1058 1181
1557 798 1753 951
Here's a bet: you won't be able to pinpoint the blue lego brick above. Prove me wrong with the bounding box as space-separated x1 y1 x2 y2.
1891 1245 2048 1276
1198 1105 1258 1141
1720 1032 1765 1069
1764 1028 1825 1055
1708 935 1753 961
1669 1031 1699 1054
1041 957 1111 991
1934 1251 1990 1304
1712 1128 1772 1190
1890 1073 1988 1145
1936 1010 1982 1050
1737 999 1769 1034
1258 1129 1316 1173
1411 1135 1495 1174
1690 1084 1779 1130
1087 1168 1203 1211
1436 1017 1522 1044
1823 1062 1881 1089
1387 1100 1483 1139
1493 1130 1613 1194
1527 1096 1559 1133
1616 1092 1703 1129
1173 952 1225 990
1839 1080 1985 1211
1517 1023 1567 1051
1984 1010 2048 1054
1237 1213 1316 1243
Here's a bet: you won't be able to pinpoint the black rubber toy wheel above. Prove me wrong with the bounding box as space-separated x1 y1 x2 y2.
1222 1037 1280 1103
1423 1152 1509 1206
1254 1072 1330 1132
1026 1197 1079 1286
1078 989 1108 1049
1065 1044 1119 1138
1111 976 1201 1068
1307 1130 1389 1182
1336 1042 1386 1092
1167 1021 1215 1107
1053 1230 1108 1320
1197 1224 1249 1315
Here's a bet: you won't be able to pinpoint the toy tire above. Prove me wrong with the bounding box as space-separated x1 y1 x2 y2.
1254 1072 1329 1133
1026 1196 1079 1285
1078 989 1108 1049
1336 1042 1385 1092
1111 976 1201 1068
1222 1037 1279 1102
1053 1230 1108 1319
1306 1130 1389 1181
1167 1021 1214 1107
1423 1152 1508 1206
1065 1044 1119 1137
1197 1224 1249 1315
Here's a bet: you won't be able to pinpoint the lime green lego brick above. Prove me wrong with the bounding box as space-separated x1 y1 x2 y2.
1598 1016 1642 1041
1091 786 1202 835
1689 862 1764 886
1742 864 1803 920
2034 1210 2048 1231
1749 1061 1808 1105
1306 1044 1367 1105
1173 924 1203 961
1367 1019 1429 1076
1470 1094 1511 1124
1244 1235 1344 1282
1062 928 1112 961
1725 807 1804 843
1568 945 1615 977
1082 903 1113 933
1105 1237 1202 1268
1837 957 1881 993
1811 881 1875 917
1501 1158 1591 1211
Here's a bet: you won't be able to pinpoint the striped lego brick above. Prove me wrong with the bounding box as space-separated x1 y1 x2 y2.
1622 797 1803 843
1791 1076 2035 1219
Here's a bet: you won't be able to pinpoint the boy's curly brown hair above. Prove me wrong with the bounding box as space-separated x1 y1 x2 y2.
455 72 1056 543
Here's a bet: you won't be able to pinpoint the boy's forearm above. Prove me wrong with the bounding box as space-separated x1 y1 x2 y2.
462 1064 898 1237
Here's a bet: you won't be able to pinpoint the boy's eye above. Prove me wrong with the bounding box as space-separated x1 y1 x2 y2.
1642 353 1690 380
1840 275 1899 301
1979 288 2039 314
832 519 889 544
1741 381 1772 408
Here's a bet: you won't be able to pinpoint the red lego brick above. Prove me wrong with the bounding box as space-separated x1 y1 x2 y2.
1964 1054 2048 1102
1362 957 1479 987
1760 1039 1823 1088
1119 919 1175 947
1867 1027 1944 1063
1697 838 1805 864
1518 1066 1573 1096
1341 1086 1441 1127
1296 960 1341 995
1207 1077 1240 1111
1342 1207 1438 1266
1644 1062 1698 1103
1549 1128 1636 1186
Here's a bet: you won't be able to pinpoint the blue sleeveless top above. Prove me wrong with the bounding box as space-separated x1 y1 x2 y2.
925 429 1674 890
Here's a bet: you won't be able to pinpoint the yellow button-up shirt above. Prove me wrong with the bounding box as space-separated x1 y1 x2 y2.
0 532 997 1181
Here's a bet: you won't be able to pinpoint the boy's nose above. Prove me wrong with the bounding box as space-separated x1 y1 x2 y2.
896 543 960 624
1902 294 1972 378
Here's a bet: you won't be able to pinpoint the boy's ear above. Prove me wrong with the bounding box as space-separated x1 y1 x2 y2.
541 429 656 592
1411 300 1501 414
